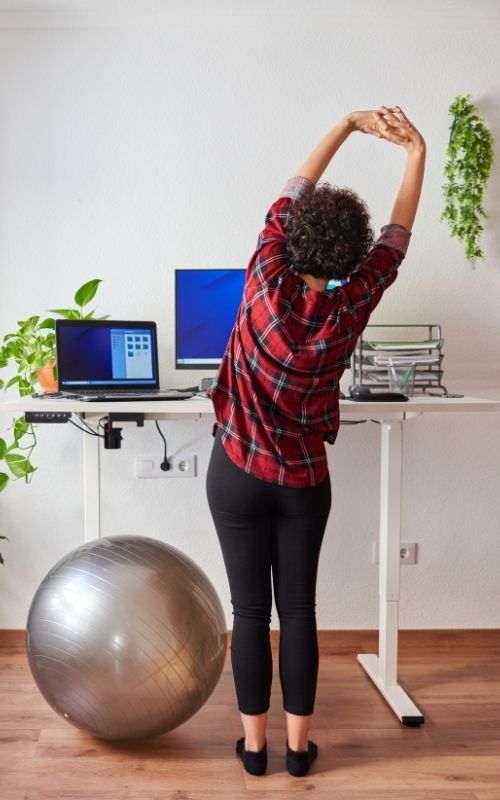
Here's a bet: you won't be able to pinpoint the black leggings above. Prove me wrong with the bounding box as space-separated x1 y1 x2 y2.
206 433 331 716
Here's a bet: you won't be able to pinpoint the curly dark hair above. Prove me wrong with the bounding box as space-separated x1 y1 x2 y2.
285 184 375 280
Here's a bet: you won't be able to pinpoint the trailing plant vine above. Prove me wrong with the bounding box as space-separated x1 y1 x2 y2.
0 279 107 565
441 94 494 267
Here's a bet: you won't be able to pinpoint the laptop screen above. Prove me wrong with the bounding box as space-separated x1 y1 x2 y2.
56 320 160 391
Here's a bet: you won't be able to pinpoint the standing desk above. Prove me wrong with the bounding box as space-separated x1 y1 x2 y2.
2 394 500 726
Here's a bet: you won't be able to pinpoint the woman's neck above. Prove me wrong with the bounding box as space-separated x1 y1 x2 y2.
301 274 329 292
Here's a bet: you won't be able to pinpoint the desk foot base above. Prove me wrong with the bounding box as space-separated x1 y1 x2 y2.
357 653 425 726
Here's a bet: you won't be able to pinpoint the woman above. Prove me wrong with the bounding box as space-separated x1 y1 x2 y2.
206 106 425 776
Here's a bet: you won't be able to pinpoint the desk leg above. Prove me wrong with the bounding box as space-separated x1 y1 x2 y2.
356 420 424 726
83 417 101 542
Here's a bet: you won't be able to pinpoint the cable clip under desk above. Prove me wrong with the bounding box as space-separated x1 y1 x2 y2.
103 412 144 449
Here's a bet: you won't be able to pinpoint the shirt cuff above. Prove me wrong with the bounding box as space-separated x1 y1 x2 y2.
378 224 412 257
280 176 316 201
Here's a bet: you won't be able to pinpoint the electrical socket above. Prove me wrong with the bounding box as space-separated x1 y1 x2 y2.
135 454 197 479
372 541 418 565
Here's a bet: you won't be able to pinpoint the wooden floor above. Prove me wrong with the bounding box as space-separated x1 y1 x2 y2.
1 629 500 800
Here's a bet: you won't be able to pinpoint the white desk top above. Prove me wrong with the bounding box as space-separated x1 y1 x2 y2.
1 395 500 420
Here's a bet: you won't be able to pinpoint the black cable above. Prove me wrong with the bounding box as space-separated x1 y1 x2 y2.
69 419 105 438
155 420 170 471
76 414 100 435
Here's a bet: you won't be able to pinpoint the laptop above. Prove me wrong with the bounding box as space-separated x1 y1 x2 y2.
54 319 194 401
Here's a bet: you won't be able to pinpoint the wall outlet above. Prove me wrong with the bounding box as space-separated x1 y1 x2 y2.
135 454 197 479
372 541 418 565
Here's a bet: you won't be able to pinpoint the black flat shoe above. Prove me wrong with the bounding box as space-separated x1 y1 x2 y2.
286 740 318 777
236 737 267 776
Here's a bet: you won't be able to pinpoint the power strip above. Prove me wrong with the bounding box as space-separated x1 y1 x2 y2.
24 411 72 424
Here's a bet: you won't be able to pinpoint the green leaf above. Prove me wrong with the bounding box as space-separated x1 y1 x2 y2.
32 357 53 371
48 308 80 319
0 438 6 459
5 375 20 389
19 380 35 397
5 453 35 478
0 472 9 492
22 316 40 329
13 417 29 442
38 318 56 330
74 279 102 308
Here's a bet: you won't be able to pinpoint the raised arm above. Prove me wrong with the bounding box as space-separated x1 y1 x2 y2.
293 110 409 184
371 106 426 230
294 106 425 231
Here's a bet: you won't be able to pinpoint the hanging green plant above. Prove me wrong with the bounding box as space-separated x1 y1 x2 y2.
0 278 108 565
441 94 494 267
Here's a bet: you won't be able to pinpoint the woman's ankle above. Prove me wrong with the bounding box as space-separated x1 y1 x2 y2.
245 737 266 752
287 736 309 752
236 738 267 776
285 710 313 753
240 710 268 753
286 740 318 777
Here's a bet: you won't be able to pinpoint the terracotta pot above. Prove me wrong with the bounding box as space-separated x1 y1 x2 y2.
37 358 58 393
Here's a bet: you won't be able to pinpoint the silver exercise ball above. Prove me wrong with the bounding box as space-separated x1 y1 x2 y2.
26 535 227 741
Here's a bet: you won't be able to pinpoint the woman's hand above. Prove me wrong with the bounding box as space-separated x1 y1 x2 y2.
292 107 424 187
348 109 383 133
362 106 426 154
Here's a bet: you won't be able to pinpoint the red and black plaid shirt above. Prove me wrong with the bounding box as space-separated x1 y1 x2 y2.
209 176 411 487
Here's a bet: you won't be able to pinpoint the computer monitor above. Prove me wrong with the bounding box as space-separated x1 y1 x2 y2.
175 269 246 369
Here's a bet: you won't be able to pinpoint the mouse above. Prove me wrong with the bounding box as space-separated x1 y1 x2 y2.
349 385 372 399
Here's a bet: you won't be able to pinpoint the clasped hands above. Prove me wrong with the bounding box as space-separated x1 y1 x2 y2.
349 106 425 153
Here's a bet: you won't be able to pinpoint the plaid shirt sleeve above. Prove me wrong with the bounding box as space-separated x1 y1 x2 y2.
246 176 316 284
335 223 412 337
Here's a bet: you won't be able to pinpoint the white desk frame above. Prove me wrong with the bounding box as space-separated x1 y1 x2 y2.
2 395 500 726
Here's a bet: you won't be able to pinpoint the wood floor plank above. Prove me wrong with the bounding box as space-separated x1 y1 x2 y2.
0 727 40 757
1 629 500 799
473 793 500 800
0 792 479 800
3 753 499 794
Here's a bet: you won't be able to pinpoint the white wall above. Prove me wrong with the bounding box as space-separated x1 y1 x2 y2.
1 0 499 630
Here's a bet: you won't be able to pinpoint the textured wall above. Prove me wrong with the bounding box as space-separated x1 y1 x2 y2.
1 0 499 629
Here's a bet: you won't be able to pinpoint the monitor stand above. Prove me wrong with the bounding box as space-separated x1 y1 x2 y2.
179 377 215 394
199 377 214 392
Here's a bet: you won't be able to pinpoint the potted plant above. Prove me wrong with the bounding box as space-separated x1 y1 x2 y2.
1 279 106 397
0 278 107 564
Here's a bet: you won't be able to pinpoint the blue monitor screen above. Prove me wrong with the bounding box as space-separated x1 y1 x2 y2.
175 269 246 369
